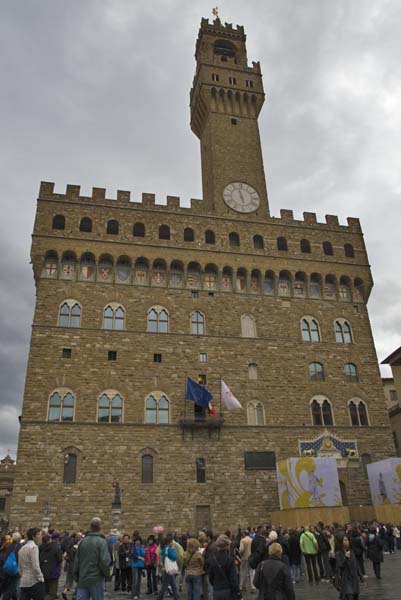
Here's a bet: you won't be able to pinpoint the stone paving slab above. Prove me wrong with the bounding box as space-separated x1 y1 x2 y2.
102 552 401 600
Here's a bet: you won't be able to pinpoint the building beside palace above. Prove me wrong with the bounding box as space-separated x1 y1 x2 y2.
382 346 401 456
0 455 16 528
11 17 396 531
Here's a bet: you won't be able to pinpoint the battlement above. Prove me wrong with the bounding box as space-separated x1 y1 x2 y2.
38 181 363 233
200 17 245 37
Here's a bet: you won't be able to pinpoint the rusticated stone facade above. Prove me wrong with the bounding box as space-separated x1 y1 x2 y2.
11 17 395 533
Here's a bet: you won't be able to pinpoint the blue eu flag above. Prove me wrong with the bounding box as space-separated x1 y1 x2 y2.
186 377 213 408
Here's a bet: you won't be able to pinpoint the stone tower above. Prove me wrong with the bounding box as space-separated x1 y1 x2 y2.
190 18 269 215
10 17 396 532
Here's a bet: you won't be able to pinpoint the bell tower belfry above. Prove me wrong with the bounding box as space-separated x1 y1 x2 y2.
190 17 269 216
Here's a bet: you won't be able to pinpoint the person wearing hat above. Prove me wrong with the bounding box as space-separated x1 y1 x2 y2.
207 535 240 600
39 533 63 600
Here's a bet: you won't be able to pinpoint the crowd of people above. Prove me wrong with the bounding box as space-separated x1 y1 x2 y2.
0 519 400 600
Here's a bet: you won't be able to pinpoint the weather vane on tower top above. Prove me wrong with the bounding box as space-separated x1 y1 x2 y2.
212 7 219 19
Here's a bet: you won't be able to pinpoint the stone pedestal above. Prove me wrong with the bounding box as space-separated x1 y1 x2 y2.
41 516 51 531
112 507 122 531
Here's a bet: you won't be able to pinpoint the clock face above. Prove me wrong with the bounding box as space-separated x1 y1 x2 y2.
223 182 260 213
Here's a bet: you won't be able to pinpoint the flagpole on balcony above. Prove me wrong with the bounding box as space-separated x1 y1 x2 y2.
184 374 187 421
219 375 222 417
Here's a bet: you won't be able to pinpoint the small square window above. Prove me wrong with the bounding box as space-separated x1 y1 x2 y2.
229 77 237 85
154 353 162 363
108 351 117 361
191 291 199 299
62 348 72 359
198 373 207 385
208 291 214 297
199 352 207 363
231 118 237 125
212 73 219 82
353 305 360 314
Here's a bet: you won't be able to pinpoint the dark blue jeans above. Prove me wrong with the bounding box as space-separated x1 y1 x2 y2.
131 568 143 598
157 572 179 600
185 575 201 600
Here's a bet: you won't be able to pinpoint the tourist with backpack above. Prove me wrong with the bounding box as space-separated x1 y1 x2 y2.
2 532 22 600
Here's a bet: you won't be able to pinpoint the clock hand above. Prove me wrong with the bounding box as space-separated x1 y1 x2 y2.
239 189 245 203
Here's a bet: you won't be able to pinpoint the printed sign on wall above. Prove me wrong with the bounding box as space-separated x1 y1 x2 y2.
277 457 342 510
367 457 401 505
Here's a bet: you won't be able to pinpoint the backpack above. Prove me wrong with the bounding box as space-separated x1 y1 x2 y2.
248 550 261 570
3 551 18 576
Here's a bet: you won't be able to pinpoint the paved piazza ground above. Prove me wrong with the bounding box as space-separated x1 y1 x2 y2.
100 552 401 600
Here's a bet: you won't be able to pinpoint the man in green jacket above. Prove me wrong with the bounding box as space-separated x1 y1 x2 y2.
299 527 320 584
74 518 111 600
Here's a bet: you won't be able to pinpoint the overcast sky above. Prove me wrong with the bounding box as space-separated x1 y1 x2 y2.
1 0 400 459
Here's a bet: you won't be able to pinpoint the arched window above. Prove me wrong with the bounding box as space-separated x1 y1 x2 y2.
253 235 264 249
311 397 334 426
142 454 154 483
145 394 169 424
349 400 369 426
344 363 358 382
147 307 169 333
310 273 322 298
277 237 288 251
98 392 123 423
247 402 265 425
61 251 77 280
103 304 125 330
184 227 195 242
300 239 311 253
205 230 215 244
241 314 256 338
229 232 240 247
335 320 353 343
116 256 131 283
323 241 333 256
63 453 77 484
48 390 75 421
248 363 258 380
79 217 92 232
106 219 119 235
159 224 170 240
309 362 324 381
52 214 65 230
344 243 354 258
278 271 291 296
339 276 351 301
43 251 59 278
79 253 96 281
133 222 145 237
301 318 320 342
58 301 81 328
264 271 275 295
191 311 205 335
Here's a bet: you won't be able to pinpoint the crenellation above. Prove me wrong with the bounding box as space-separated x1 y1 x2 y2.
280 209 294 221
117 190 131 203
166 195 180 210
92 187 106 201
347 217 362 231
141 193 156 207
325 214 339 227
39 181 55 198
303 212 317 225
66 184 81 199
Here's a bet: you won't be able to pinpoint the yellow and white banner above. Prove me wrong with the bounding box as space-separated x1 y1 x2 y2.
367 457 401 505
277 457 342 510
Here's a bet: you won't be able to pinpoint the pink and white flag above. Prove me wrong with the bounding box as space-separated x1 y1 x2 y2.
221 380 242 410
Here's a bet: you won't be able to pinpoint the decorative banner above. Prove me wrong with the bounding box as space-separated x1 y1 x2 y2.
277 457 342 510
367 458 401 505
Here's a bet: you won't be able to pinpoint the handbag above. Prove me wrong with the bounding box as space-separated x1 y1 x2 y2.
165 554 179 576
